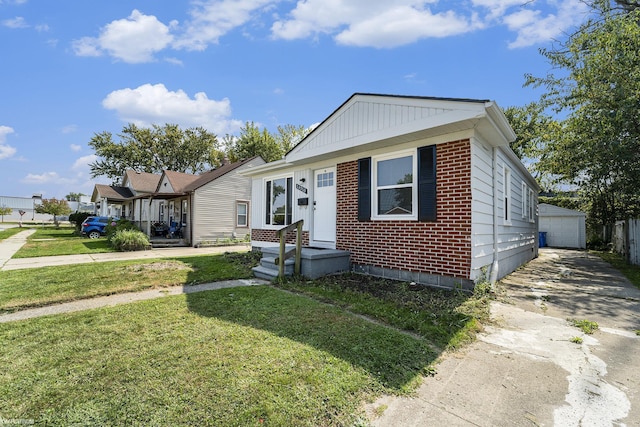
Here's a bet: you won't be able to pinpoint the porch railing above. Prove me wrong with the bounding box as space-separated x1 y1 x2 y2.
275 220 303 277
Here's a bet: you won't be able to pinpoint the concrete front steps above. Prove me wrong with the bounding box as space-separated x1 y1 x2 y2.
253 246 350 280
150 238 188 248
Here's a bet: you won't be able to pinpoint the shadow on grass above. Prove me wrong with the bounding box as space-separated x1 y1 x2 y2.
82 240 111 251
185 285 437 391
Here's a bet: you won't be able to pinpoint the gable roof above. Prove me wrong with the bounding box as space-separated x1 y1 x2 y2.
158 170 200 193
285 92 515 165
92 184 134 202
122 170 161 193
183 157 262 192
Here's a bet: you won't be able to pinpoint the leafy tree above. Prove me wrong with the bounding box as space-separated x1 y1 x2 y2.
35 198 72 228
274 124 311 153
65 192 85 202
503 103 561 190
226 122 283 163
89 123 224 182
525 2 640 239
0 206 11 222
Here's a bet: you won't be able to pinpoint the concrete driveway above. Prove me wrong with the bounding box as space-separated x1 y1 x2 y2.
368 248 640 426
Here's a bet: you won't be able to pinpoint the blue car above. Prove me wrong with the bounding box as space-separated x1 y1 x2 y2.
82 216 117 239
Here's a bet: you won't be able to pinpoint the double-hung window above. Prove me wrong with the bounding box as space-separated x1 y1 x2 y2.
265 176 293 226
503 167 512 224
372 151 417 219
237 202 248 227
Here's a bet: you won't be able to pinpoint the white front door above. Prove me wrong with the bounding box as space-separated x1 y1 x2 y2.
313 167 336 246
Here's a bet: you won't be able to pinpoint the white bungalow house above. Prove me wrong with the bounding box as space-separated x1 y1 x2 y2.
92 170 162 220
244 93 540 289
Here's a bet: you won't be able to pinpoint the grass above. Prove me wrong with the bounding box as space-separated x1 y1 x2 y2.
13 226 113 258
274 273 491 352
594 251 640 289
570 336 583 344
0 252 259 313
0 226 26 240
568 318 599 334
0 286 436 426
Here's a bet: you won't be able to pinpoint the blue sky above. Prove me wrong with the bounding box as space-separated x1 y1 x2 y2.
0 0 592 199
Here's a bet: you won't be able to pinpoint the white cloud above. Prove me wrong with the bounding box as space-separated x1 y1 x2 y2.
174 0 274 50
70 144 82 152
72 154 97 171
0 126 17 160
2 16 28 29
102 83 243 134
504 0 589 48
72 10 175 63
22 172 77 185
62 125 78 134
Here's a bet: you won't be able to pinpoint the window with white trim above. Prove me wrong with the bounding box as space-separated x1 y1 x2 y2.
528 188 535 222
265 176 293 226
521 182 527 219
237 201 248 227
503 167 511 224
372 150 417 220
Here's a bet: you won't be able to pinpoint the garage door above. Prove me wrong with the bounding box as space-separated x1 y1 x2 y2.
540 216 580 248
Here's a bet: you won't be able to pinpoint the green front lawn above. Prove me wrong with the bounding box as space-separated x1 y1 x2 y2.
13 226 113 258
0 252 258 313
0 226 26 241
0 286 435 426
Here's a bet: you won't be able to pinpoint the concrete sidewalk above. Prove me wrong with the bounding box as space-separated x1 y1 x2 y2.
367 248 640 426
0 229 250 271
0 278 269 323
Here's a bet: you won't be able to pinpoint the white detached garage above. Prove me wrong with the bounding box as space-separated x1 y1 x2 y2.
539 203 586 249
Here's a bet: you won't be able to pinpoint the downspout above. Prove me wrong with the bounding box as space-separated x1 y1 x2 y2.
490 146 500 286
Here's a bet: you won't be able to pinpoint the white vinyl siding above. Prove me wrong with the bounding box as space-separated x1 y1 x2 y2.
470 140 538 282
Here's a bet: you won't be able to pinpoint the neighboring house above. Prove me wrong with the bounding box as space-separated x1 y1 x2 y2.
244 93 540 289
91 157 265 246
146 157 265 246
92 170 162 220
539 203 586 249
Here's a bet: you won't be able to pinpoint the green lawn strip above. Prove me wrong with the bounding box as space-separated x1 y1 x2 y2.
0 226 26 240
0 287 434 426
275 273 490 352
0 252 257 313
594 251 640 289
12 226 114 258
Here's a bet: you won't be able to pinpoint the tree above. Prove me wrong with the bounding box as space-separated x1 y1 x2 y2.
0 206 11 223
226 122 283 163
65 192 85 202
274 124 311 153
35 198 72 228
525 2 640 239
503 103 561 190
89 123 224 182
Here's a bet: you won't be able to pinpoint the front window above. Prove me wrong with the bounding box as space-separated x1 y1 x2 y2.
265 177 293 226
373 151 416 219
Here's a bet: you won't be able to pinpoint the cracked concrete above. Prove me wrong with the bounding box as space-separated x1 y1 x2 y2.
367 249 640 426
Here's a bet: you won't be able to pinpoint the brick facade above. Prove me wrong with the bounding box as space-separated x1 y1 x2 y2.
336 139 472 280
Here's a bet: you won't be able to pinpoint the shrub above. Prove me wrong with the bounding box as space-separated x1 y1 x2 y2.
69 212 92 235
105 218 139 243
109 229 151 252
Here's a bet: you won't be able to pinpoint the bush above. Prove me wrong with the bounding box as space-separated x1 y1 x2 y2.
69 212 92 235
109 229 151 252
105 218 139 243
